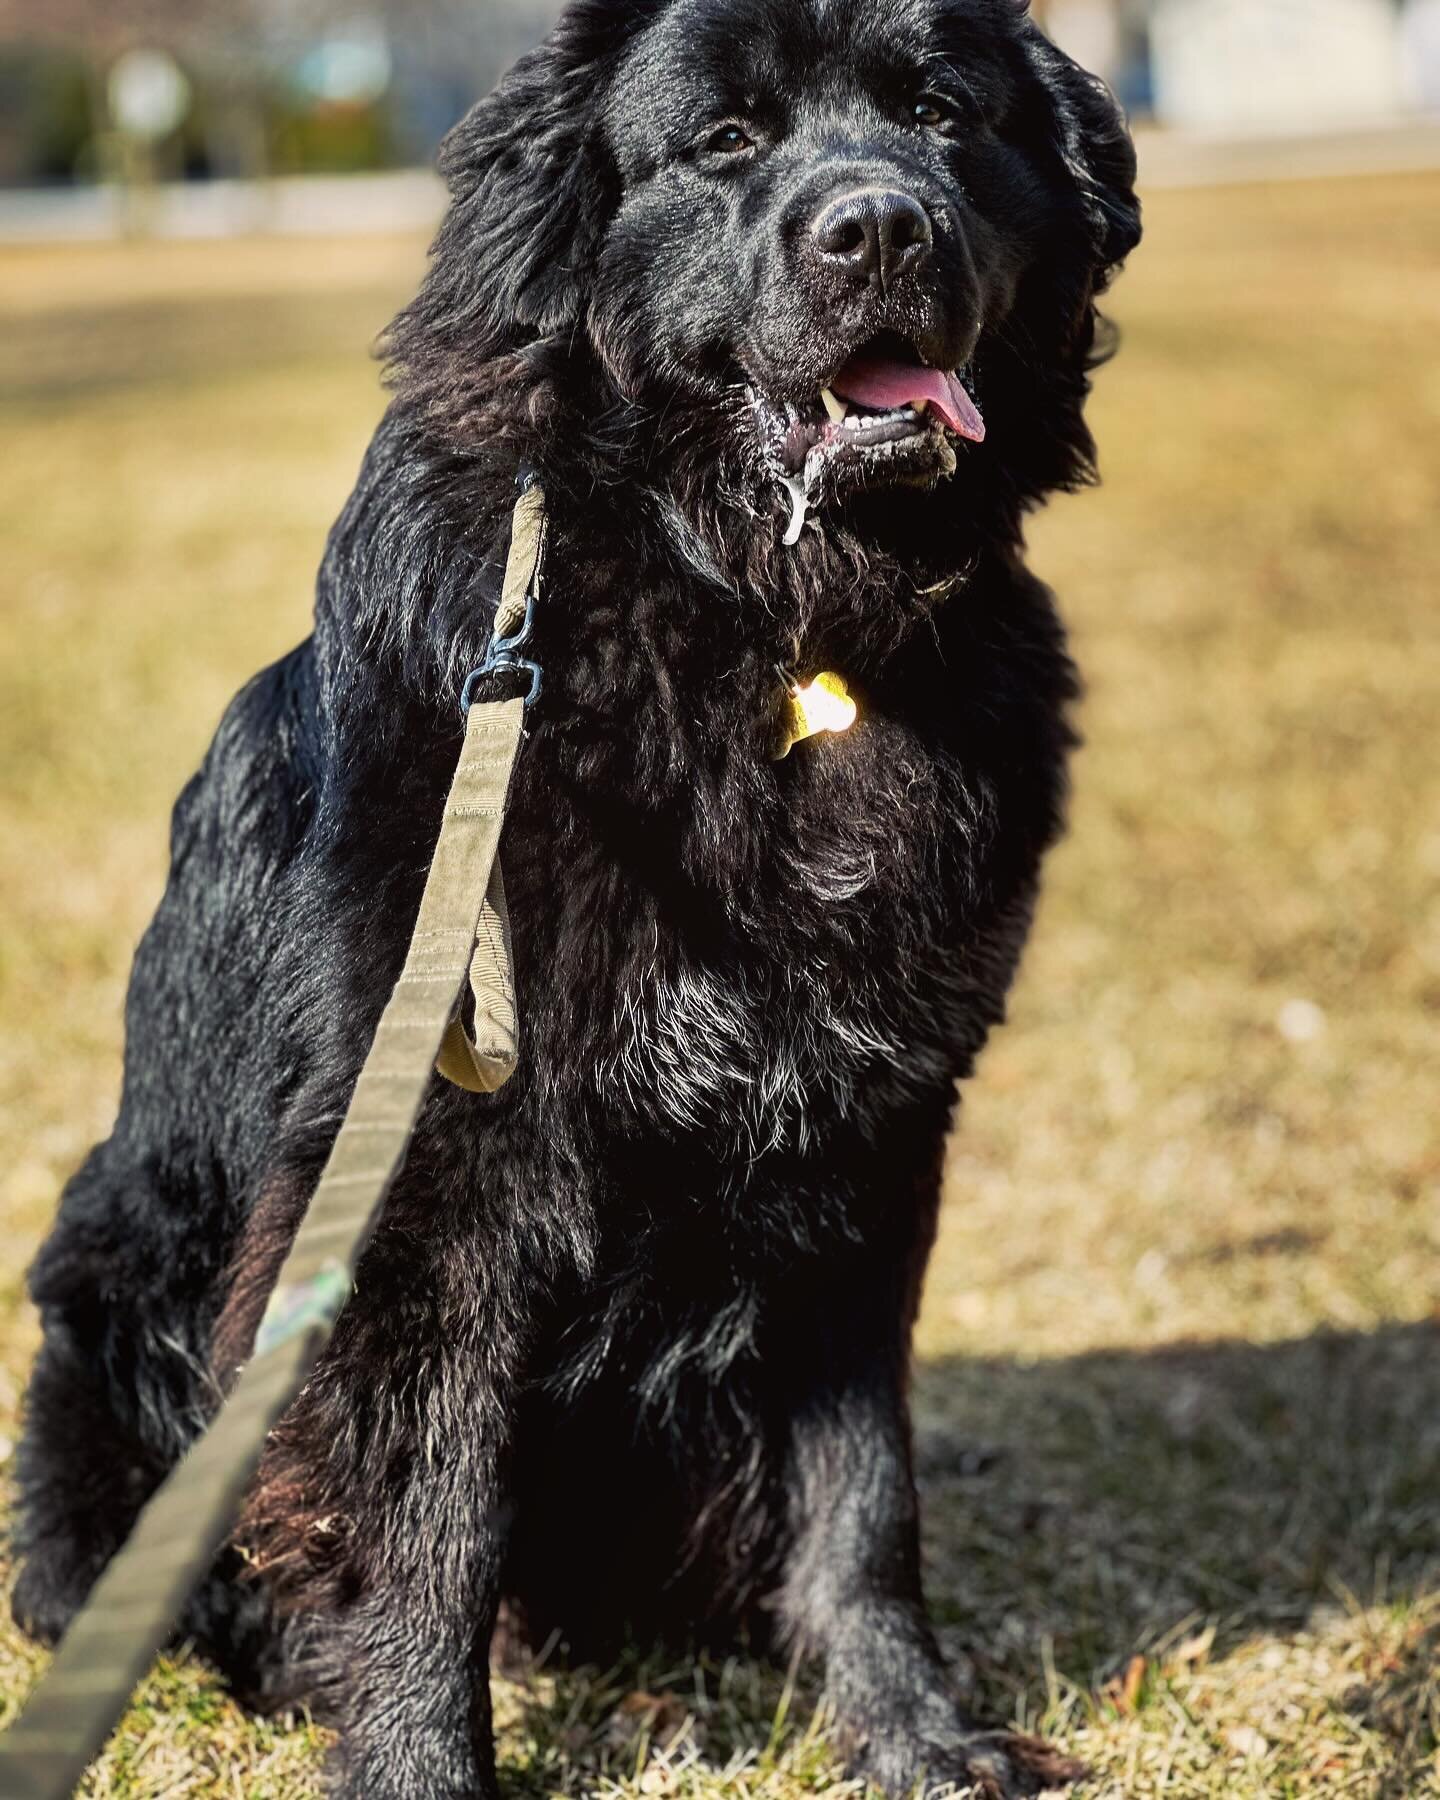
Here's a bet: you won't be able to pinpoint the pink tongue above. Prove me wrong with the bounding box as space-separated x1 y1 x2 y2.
831 357 985 442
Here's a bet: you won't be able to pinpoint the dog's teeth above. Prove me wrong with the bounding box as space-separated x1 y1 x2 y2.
782 475 810 546
820 388 848 424
914 398 930 416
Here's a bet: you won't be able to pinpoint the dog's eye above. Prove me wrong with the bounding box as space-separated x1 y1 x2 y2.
912 94 954 130
704 123 755 156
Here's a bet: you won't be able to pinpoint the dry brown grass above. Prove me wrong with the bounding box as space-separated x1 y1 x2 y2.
0 170 1437 1797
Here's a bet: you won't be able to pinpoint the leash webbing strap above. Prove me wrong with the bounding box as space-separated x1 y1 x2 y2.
0 491 544 1797
493 477 546 641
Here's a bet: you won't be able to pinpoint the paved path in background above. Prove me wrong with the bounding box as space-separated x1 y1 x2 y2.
1 121 1439 244
1135 118 1440 187
0 170 446 244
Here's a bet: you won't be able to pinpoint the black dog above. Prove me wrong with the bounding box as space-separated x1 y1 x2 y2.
12 2 1138 1793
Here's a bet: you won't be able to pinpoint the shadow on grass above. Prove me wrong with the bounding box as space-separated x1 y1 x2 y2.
495 1322 1440 1794
913 1321 1439 1659
913 1321 1439 1787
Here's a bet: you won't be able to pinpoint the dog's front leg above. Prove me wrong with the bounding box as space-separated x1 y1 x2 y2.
324 1530 506 1800
258 1302 520 1800
774 1268 1082 1800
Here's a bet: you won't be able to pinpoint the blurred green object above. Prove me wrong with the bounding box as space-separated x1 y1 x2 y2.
0 44 96 183
266 93 395 177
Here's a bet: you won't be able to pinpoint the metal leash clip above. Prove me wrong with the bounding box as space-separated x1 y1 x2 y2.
461 595 543 714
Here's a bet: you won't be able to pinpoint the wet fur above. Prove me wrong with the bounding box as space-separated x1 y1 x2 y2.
10 1 1138 1793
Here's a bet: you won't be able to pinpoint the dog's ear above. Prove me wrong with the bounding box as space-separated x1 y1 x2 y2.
432 18 619 340
968 18 1141 515
387 2 660 412
1020 23 1141 287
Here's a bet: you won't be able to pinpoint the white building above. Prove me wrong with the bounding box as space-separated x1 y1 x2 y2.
1038 0 1438 131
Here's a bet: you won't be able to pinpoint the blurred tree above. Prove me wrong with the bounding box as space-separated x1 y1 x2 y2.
0 43 93 181
0 0 271 182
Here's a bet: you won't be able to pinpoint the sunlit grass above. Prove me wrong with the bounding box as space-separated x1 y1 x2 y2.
1 173 1437 1796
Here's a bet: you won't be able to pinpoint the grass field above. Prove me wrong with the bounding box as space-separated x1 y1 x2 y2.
1 170 1438 1798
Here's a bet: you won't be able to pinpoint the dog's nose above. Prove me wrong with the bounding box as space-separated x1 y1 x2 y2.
809 188 934 288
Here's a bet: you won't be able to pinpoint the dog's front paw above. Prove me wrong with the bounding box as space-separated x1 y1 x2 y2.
844 1720 1086 1798
10 1547 99 1648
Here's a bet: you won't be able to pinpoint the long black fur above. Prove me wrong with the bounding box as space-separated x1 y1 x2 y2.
11 2 1139 1793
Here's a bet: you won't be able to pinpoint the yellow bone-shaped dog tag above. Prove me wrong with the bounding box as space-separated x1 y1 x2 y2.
776 671 858 759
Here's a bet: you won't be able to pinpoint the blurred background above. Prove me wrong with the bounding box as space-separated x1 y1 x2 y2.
1 2 1438 1798
2 0 1440 232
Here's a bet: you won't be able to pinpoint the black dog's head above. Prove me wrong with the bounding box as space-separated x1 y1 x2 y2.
391 0 1139 533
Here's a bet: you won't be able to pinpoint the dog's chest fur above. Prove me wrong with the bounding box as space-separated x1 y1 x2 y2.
320 444 1075 1170
488 509 1076 1162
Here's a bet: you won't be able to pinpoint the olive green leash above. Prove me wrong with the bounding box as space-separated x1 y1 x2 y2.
0 481 548 1799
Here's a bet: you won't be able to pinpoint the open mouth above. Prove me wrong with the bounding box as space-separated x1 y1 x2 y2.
752 332 985 507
